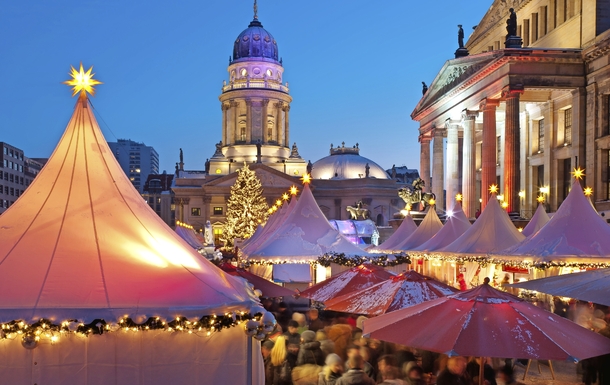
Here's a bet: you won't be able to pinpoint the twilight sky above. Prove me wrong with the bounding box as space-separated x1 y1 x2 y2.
0 0 490 174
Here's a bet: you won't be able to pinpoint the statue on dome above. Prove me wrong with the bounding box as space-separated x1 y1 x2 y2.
391 164 397 179
365 163 370 178
180 148 183 164
213 141 223 157
290 142 301 158
398 178 436 210
458 25 465 48
205 158 210 173
307 160 313 175
346 201 370 220
506 8 517 37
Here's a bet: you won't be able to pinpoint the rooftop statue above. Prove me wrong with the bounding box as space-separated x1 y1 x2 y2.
506 8 517 37
346 201 370 220
458 24 464 48
398 177 436 209
422 82 428 95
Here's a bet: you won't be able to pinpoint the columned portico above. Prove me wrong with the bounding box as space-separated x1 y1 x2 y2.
480 98 499 209
419 136 431 190
432 127 445 209
461 109 478 218
502 86 523 213
446 120 460 208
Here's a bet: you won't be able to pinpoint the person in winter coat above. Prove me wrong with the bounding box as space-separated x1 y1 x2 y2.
297 330 326 366
336 355 376 385
308 309 325 332
262 340 275 385
465 357 496 385
270 336 293 385
436 357 470 385
317 330 335 357
319 353 344 385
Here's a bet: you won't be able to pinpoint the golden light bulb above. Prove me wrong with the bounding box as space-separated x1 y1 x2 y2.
63 63 102 97
282 193 289 201
428 198 436 206
275 199 282 206
571 167 585 180
489 184 499 194
455 193 463 202
501 201 509 209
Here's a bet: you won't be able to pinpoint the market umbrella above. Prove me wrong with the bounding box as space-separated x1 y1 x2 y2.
297 264 394 302
218 263 295 298
363 280 610 371
324 270 459 315
509 268 610 306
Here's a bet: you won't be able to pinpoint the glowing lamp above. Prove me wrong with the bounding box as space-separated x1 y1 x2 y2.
275 199 282 206
517 227 523 232
571 167 585 180
282 193 289 201
290 186 298 195
455 193 463 202
584 187 593 196
428 198 436 206
539 186 549 194
301 173 311 184
489 184 498 194
63 63 102 97
518 190 525 198
497 194 504 201
400 209 409 217
501 201 509 209
446 210 453 218
536 195 545 203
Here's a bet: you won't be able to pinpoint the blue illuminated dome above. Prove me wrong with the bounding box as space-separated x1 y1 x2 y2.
232 19 280 64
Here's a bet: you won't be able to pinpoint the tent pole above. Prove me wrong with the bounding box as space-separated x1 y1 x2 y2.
247 337 253 385
479 357 484 385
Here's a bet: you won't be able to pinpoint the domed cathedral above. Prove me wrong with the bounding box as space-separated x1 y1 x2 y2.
209 2 307 177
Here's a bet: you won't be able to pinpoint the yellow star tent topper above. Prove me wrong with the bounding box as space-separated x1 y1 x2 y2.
63 63 102 97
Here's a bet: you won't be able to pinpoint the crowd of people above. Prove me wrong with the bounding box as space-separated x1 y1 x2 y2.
259 301 536 385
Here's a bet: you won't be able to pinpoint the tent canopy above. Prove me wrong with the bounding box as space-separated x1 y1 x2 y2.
412 201 471 252
369 215 417 252
0 95 255 323
394 207 443 252
245 183 371 262
521 204 550 237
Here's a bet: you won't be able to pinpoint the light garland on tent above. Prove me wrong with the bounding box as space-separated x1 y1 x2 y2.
242 253 410 267
176 220 195 230
0 311 266 347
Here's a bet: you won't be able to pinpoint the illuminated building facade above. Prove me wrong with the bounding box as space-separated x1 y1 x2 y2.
413 0 610 219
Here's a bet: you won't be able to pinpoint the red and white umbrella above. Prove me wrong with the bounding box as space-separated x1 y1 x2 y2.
324 270 458 315
363 280 610 362
298 264 394 303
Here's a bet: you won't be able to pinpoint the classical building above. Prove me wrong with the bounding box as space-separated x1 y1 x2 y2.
172 8 408 242
412 0 610 219
142 172 176 228
108 139 159 192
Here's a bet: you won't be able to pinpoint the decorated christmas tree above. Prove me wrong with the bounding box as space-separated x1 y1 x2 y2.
221 163 269 248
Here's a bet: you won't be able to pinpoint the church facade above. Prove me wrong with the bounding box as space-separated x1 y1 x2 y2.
413 0 610 220
172 8 407 242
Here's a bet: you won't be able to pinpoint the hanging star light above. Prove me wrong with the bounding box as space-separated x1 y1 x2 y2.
571 167 585 180
537 195 545 203
275 199 282 206
489 184 499 194
584 187 593 196
63 63 102 97
301 173 311 184
501 201 509 209
282 193 289 201
455 193 463 202
290 185 299 195
428 198 436 206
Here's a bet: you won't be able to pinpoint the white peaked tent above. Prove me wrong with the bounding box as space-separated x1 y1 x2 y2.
245 183 370 263
241 196 297 256
412 201 471 253
496 180 610 266
437 195 525 256
521 203 550 237
174 222 203 249
368 215 417 252
393 208 443 252
0 92 263 384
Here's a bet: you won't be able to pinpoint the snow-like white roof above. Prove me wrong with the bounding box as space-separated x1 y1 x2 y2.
368 215 417 253
241 196 297 255
0 96 254 323
412 202 471 252
496 180 610 264
521 203 550 237
245 183 370 262
393 208 443 251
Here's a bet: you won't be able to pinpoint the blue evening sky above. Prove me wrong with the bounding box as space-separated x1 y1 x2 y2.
0 0 490 174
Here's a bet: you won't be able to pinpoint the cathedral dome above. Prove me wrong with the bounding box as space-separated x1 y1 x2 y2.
232 19 279 64
311 145 390 180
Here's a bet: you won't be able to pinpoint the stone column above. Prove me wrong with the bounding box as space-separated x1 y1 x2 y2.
502 86 523 214
245 98 252 143
262 99 269 143
419 136 431 190
275 102 283 146
284 105 290 147
461 109 478 218
221 103 229 145
480 98 500 209
432 127 445 210
446 120 460 209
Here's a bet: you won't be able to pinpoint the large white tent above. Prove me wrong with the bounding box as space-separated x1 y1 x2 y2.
0 79 264 384
241 195 297 256
174 221 203 250
368 215 417 252
393 207 443 252
411 201 471 253
521 203 550 237
495 180 610 267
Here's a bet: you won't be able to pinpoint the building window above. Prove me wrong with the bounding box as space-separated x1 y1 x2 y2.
537 119 545 153
267 116 275 142
562 158 571 203
496 136 501 165
240 126 246 142
191 207 201 216
563 108 572 145
213 207 223 215
213 228 223 246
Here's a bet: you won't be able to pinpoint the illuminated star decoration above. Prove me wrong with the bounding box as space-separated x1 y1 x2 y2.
501 201 509 209
63 63 102 97
290 185 298 195
571 167 585 180
455 193 463 202
537 195 545 203
301 173 311 184
428 198 436 206
282 193 289 201
489 184 499 194
275 199 282 206
584 187 593 196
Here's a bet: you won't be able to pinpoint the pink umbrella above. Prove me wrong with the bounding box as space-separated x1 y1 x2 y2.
324 270 458 315
363 281 610 362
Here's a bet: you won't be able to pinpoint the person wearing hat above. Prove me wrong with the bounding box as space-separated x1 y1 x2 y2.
296 330 326 367
319 353 344 385
284 320 301 367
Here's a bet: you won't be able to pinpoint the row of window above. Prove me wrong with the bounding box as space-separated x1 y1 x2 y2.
534 108 572 154
1 199 14 209
190 207 224 216
3 147 23 161
0 171 29 186
2 159 24 172
0 185 24 197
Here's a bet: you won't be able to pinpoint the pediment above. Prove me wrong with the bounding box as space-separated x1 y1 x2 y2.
204 164 298 188
412 52 500 118
467 0 529 50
